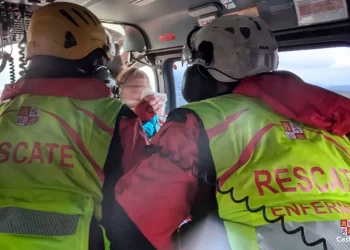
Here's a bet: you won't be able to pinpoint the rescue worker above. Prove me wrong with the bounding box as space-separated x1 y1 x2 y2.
0 3 155 250
114 15 350 250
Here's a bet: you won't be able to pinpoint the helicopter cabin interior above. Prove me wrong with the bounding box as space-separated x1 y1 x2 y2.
0 0 349 113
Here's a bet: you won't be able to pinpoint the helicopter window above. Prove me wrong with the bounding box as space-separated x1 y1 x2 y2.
172 46 350 107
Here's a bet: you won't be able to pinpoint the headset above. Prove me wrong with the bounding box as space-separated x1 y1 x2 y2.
92 31 121 99
112 84 121 99
182 26 238 103
184 25 241 82
182 26 215 103
185 26 214 66
93 65 121 99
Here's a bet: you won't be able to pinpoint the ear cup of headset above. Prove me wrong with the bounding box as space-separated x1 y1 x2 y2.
197 41 214 66
182 65 218 103
185 26 202 63
185 25 214 66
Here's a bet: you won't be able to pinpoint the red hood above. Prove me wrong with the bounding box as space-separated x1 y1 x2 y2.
1 78 111 102
234 72 350 136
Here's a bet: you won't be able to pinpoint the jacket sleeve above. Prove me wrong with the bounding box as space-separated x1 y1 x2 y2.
115 113 201 250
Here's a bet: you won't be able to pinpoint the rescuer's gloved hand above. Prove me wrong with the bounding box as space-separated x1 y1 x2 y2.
135 94 163 122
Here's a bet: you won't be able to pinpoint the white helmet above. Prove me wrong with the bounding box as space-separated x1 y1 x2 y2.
182 15 279 82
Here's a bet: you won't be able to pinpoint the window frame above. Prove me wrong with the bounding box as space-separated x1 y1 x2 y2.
166 42 350 111
278 42 350 53
163 57 181 112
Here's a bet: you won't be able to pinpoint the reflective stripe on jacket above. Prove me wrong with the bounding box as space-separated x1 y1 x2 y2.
183 93 350 250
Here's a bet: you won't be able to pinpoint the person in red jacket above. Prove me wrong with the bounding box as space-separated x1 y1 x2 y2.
116 67 165 139
114 15 350 250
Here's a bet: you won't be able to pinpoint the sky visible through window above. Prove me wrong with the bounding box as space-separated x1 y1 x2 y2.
278 47 350 95
173 47 350 107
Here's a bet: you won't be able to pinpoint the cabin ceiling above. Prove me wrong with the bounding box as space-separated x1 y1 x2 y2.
89 0 228 24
